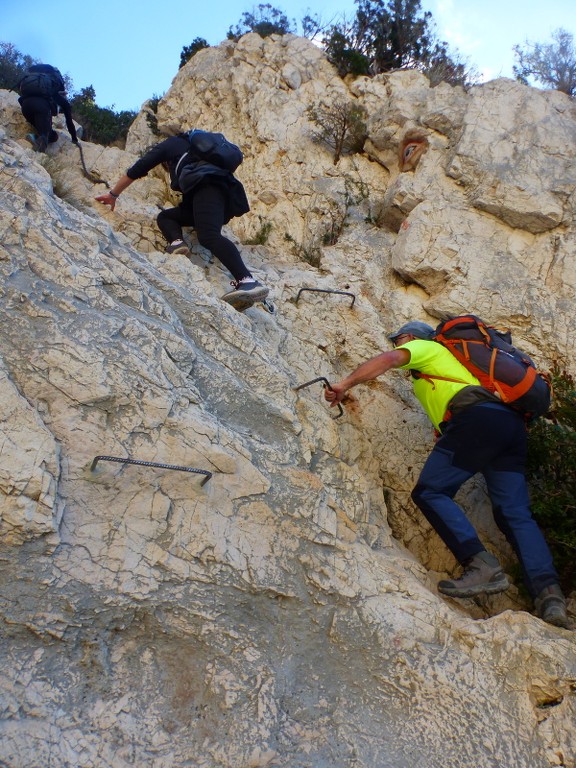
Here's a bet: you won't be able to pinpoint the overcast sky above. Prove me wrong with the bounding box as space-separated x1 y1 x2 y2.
3 0 575 111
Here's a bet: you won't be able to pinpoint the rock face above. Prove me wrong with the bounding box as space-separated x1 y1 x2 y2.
1 33 576 768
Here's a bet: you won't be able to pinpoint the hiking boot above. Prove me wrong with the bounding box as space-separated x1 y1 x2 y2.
221 279 269 311
438 551 509 598
165 241 190 256
26 133 47 152
535 584 571 629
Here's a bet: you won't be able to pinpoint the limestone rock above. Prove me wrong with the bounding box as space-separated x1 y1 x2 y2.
1 33 575 768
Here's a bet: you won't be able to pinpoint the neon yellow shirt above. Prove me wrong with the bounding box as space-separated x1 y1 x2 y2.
396 339 481 430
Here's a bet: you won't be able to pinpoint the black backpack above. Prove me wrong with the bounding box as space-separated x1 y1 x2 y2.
175 130 243 179
18 65 64 100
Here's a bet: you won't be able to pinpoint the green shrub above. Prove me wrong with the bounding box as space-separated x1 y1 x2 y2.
244 217 273 245
0 41 73 92
284 232 321 267
70 86 136 147
145 94 163 136
307 100 367 164
321 0 476 87
227 4 295 40
0 41 36 90
513 28 576 98
179 38 209 69
526 366 576 590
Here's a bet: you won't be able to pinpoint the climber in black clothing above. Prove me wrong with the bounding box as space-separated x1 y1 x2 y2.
96 134 269 310
18 64 78 152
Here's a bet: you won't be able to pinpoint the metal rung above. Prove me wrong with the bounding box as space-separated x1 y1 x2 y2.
295 287 356 308
293 376 344 419
90 456 212 485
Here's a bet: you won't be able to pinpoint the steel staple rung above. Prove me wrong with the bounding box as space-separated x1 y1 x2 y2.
293 377 344 419
295 287 355 307
90 456 212 485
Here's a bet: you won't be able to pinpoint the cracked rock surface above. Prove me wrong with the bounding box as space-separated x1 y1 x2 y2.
1 33 575 768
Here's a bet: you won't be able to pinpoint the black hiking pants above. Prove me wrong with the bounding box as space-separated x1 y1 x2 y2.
20 97 58 143
157 183 251 282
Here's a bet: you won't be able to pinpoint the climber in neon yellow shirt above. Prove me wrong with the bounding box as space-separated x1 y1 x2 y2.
324 320 569 629
395 338 481 432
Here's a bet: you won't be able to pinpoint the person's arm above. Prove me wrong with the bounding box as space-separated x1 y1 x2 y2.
56 96 78 142
95 175 135 211
95 137 186 210
325 348 411 406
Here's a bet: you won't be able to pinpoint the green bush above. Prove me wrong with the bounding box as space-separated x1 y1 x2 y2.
244 216 273 245
526 366 576 590
227 4 295 40
70 86 137 147
0 41 36 90
0 41 73 92
179 38 209 69
321 0 476 87
514 28 576 98
307 100 367 164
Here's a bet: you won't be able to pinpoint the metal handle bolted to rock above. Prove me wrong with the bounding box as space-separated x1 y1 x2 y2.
90 456 212 485
295 287 356 308
293 376 344 419
76 142 110 187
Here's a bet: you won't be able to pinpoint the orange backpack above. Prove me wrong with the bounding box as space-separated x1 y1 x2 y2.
422 315 551 419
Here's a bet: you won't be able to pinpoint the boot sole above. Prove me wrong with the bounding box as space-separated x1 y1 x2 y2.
542 614 572 629
539 602 572 629
438 577 509 598
222 287 269 310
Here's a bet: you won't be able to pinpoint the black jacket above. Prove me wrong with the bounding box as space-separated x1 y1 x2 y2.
126 135 249 217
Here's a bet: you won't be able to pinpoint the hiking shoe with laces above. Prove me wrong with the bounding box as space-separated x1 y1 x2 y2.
438 551 509 598
165 241 190 256
221 280 269 311
535 584 571 629
26 133 47 152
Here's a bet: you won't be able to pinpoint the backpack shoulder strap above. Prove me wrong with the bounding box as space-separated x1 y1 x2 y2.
174 152 189 178
411 371 469 388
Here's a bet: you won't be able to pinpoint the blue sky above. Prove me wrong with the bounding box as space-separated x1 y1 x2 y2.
3 0 575 111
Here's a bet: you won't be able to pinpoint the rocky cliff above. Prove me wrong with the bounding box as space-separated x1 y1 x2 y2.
1 33 575 768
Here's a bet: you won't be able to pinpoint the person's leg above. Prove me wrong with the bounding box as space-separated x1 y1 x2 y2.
482 408 559 596
192 184 251 280
20 97 52 151
412 404 519 596
157 205 193 254
486 465 569 626
412 447 509 596
412 447 481 561
485 468 558 597
192 184 269 308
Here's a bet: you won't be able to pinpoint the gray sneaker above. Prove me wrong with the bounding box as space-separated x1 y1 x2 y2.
221 280 269 311
165 241 190 256
535 584 571 629
438 551 509 597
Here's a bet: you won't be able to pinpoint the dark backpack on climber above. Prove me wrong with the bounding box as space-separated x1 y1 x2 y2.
174 129 244 192
18 64 65 102
419 314 551 420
